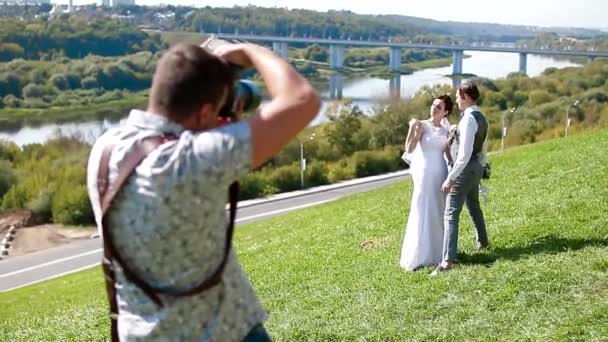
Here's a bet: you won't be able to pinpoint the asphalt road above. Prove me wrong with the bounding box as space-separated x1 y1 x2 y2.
0 171 409 292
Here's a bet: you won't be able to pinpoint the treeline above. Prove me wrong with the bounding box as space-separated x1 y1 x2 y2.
185 6 428 41
518 32 608 52
114 5 603 41
0 16 166 61
294 45 451 68
0 52 158 110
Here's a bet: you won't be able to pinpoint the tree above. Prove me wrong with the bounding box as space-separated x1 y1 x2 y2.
325 100 364 155
0 72 22 97
50 73 69 91
22 83 44 99
0 42 25 61
528 90 555 107
303 44 328 62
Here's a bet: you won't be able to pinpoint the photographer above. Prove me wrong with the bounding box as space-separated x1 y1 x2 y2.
86 42 320 341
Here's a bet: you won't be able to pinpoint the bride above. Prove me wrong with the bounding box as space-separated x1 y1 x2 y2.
399 94 453 271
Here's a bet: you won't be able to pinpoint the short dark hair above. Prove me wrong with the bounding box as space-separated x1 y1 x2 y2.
436 94 453 116
457 82 480 102
149 43 237 122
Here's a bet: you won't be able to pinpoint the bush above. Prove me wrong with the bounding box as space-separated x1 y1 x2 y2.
26 190 52 223
81 76 99 89
327 160 355 183
528 90 555 106
51 184 93 225
22 83 45 99
268 163 301 192
3 94 21 107
304 161 330 188
349 149 400 178
240 172 270 200
0 140 19 162
0 159 17 199
50 73 69 90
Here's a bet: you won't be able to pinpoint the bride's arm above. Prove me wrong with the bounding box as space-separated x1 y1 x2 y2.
444 145 453 165
405 119 422 153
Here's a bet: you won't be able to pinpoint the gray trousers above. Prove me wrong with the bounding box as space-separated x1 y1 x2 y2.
442 160 488 262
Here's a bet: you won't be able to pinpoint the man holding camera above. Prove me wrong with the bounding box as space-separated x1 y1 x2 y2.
87 42 320 341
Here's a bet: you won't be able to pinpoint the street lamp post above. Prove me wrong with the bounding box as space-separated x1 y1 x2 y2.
297 133 316 189
565 100 579 138
502 107 516 152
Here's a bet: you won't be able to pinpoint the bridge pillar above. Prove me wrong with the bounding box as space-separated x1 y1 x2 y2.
452 50 463 75
389 48 402 72
329 45 345 70
389 75 401 98
272 42 288 59
589 56 596 63
329 73 344 100
518 52 527 74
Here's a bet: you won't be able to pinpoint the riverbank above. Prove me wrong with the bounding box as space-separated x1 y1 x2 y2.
291 55 457 80
0 93 147 129
0 55 453 128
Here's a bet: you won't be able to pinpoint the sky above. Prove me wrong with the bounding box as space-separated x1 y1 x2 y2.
57 0 607 30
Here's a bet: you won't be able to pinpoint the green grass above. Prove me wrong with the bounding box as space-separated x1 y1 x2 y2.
1 130 608 341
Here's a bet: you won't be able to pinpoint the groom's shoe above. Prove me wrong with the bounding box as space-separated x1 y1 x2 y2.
430 261 454 276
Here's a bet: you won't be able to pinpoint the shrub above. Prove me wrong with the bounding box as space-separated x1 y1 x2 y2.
81 76 99 89
268 163 301 192
304 160 329 188
528 90 555 106
0 159 17 199
22 83 45 99
50 73 69 90
327 160 355 183
240 172 269 200
51 184 93 225
26 190 52 223
349 149 400 178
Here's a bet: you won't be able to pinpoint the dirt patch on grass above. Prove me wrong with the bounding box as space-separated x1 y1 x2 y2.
1 209 96 258
9 225 96 257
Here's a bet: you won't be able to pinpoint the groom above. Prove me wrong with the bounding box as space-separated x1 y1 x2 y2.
434 82 489 274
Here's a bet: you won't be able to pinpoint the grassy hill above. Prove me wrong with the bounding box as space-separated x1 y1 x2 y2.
1 129 607 340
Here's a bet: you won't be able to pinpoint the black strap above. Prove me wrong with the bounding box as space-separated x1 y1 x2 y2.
97 135 239 341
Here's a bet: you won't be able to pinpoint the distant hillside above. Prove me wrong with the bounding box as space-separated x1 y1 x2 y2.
383 15 605 42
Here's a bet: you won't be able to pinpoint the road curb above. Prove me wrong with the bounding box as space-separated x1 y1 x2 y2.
0 225 17 260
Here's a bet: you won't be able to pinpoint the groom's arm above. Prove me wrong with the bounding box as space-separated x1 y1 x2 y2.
447 114 478 181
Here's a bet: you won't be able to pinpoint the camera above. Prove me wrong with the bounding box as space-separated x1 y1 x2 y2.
218 78 262 122
201 35 263 124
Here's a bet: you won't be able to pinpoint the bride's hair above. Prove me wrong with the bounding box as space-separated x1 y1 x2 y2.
435 94 454 117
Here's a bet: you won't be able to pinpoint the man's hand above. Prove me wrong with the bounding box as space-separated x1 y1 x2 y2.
212 43 255 70
441 178 454 193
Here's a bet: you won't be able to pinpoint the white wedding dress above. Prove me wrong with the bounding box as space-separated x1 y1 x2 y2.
400 120 449 271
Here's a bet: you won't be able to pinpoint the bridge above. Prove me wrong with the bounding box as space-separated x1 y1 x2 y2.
215 33 608 76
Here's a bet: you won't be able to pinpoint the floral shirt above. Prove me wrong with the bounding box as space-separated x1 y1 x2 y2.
86 110 267 341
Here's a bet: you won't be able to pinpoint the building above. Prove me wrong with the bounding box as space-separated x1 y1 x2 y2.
99 0 135 6
0 0 51 4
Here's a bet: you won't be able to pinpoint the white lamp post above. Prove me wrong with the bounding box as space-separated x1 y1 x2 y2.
297 133 316 189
